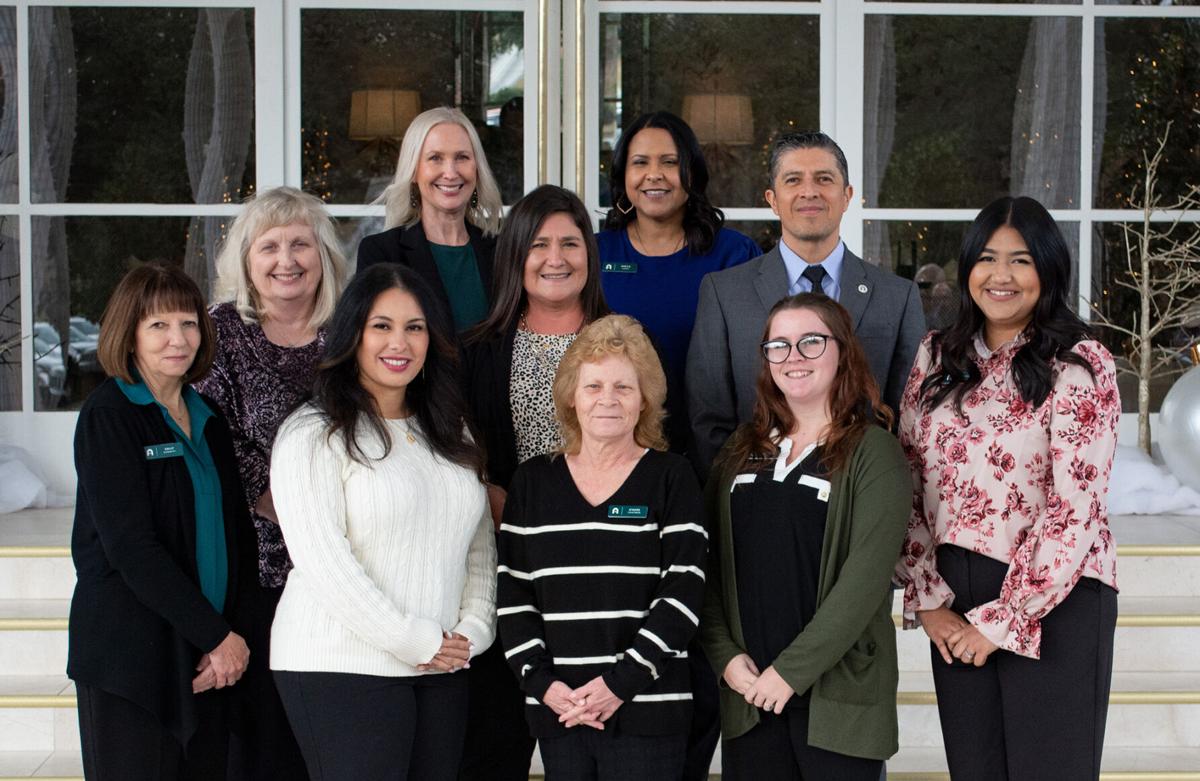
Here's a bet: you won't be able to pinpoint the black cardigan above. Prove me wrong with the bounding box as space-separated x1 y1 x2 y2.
67 378 256 745
462 325 521 490
356 221 497 320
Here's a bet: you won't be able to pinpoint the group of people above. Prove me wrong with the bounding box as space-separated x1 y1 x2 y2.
67 105 1121 781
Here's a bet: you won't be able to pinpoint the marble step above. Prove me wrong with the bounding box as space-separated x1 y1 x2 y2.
887 746 1200 780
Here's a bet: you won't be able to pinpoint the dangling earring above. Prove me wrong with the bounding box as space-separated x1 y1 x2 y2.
410 184 420 209
615 193 635 216
470 189 479 209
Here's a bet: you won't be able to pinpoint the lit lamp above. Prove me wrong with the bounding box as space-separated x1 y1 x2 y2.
348 89 421 140
681 94 754 145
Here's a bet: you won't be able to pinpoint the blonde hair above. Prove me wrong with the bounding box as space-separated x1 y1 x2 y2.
212 186 349 330
377 107 502 236
552 315 668 454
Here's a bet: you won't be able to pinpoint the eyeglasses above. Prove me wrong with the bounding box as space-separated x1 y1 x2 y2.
760 333 835 363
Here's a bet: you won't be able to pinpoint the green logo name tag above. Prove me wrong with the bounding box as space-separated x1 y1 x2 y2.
602 261 638 274
144 443 183 460
607 504 649 519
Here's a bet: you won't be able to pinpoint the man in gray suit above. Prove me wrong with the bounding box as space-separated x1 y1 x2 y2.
687 131 926 472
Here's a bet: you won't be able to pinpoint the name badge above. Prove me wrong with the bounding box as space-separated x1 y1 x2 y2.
608 504 649 519
144 442 183 460
602 261 638 274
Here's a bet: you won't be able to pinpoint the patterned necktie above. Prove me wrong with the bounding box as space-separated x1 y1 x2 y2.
801 264 828 297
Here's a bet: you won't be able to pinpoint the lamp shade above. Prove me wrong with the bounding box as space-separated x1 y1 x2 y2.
348 89 421 140
682 94 754 145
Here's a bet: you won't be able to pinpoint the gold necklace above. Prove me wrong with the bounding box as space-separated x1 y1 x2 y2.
630 221 684 255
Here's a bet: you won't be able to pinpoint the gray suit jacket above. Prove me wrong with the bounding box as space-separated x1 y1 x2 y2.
686 245 926 474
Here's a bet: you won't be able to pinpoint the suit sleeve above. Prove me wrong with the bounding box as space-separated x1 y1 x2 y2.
884 280 927 421
770 435 912 697
687 273 738 479
603 461 708 701
74 405 231 653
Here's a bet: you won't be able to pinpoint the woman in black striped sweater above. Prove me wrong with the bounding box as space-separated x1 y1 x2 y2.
497 314 707 780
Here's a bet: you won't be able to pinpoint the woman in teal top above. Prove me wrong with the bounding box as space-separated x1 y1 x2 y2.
68 263 256 781
357 107 504 333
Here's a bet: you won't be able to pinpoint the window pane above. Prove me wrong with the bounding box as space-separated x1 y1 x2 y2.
0 8 16 203
1091 222 1198 413
866 15 1081 209
1098 1 1197 5
301 9 526 205
337 216 386 273
30 8 255 204
0 216 18 410
598 13 819 209
862 219 1079 332
32 216 202 410
1094 18 1200 208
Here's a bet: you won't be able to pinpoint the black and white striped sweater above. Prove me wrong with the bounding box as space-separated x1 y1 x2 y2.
497 449 708 737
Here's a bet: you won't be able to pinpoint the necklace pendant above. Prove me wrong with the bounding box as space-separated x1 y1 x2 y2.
406 430 416 444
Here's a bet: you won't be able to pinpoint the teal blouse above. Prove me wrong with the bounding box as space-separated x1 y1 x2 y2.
429 241 488 331
116 376 228 612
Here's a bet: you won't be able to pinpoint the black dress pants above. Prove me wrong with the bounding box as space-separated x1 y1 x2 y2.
931 545 1118 781
227 583 307 781
539 728 687 780
682 638 721 780
458 642 537 780
76 682 227 781
275 669 469 781
721 704 883 781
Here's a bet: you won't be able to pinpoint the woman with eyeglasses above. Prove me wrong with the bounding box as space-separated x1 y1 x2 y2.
699 292 910 780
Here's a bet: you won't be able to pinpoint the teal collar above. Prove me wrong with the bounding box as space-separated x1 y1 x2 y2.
116 375 214 440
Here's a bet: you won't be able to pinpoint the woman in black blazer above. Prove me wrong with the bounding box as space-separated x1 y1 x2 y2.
68 264 255 781
357 107 503 333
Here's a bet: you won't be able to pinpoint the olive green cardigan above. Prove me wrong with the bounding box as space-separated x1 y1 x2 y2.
699 425 911 760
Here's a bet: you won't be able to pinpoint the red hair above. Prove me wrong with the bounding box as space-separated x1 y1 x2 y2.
722 293 893 476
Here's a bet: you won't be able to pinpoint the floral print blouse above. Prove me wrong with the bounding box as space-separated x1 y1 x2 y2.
894 332 1120 659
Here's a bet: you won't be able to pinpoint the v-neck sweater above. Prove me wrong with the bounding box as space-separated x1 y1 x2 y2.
497 449 708 737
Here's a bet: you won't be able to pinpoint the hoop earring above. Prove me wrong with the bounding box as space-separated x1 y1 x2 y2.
615 193 635 216
410 184 420 209
470 189 479 209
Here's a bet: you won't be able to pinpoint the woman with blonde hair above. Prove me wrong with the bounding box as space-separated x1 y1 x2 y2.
358 106 503 333
197 185 349 780
497 314 707 780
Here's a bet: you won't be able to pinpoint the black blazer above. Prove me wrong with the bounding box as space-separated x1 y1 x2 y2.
67 378 256 745
462 326 521 490
357 221 497 321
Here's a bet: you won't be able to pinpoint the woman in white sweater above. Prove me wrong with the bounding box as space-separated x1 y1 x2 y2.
269 263 496 781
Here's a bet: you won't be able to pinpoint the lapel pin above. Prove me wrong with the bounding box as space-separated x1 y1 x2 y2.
858 284 868 294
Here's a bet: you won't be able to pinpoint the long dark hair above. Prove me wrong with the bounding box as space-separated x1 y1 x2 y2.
919 196 1094 413
311 263 485 476
604 111 725 255
466 184 609 342
723 293 892 477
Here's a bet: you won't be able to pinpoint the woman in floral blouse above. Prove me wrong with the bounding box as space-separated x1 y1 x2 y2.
895 196 1120 781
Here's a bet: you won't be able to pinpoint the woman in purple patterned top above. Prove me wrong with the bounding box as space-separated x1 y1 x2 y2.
195 186 349 781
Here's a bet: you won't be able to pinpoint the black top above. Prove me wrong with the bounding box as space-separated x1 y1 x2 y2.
356 221 497 332
68 378 256 745
461 325 521 489
497 450 708 738
730 442 830 694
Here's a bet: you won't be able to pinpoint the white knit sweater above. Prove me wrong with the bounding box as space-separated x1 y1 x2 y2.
269 405 496 676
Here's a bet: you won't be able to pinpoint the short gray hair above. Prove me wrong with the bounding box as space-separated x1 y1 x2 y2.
377 107 502 236
212 186 349 330
768 131 850 188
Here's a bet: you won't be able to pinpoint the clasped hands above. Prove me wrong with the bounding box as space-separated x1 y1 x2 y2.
417 631 474 673
192 631 250 693
918 607 998 667
544 678 624 730
723 654 795 715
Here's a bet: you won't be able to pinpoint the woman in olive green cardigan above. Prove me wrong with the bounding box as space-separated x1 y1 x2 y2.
698 293 911 779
